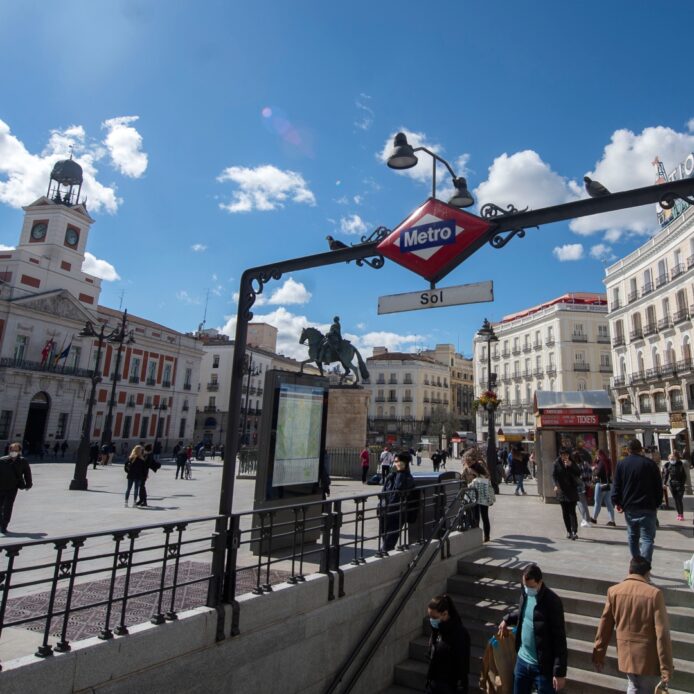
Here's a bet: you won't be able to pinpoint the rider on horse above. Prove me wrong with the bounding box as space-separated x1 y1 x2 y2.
322 315 342 363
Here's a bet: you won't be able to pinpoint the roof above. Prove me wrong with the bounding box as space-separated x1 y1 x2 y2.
499 292 607 324
367 352 441 365
535 390 613 411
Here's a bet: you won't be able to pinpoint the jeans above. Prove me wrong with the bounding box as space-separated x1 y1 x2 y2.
560 501 578 535
626 673 660 693
125 478 142 502
513 656 555 694
514 474 525 494
593 482 615 522
624 509 657 563
577 491 590 523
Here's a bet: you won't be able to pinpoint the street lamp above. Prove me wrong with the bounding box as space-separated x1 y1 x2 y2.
477 318 500 491
153 400 168 455
386 132 474 208
240 352 260 447
101 310 135 451
69 313 133 490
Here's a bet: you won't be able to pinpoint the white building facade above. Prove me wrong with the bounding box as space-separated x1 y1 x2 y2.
473 294 611 438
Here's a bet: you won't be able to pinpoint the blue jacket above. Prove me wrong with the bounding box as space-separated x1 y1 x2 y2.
611 454 662 512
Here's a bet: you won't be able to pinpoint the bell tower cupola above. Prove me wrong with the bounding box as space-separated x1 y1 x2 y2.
47 156 83 206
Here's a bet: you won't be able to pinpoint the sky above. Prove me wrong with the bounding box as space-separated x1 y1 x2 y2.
1 1 694 362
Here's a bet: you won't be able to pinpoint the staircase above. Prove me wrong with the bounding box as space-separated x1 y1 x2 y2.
382 556 694 694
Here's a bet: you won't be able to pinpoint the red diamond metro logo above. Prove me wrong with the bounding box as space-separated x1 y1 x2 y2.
377 198 492 283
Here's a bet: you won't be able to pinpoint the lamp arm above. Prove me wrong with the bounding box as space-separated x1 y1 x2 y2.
413 147 458 180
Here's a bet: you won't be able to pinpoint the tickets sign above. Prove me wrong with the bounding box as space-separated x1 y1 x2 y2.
540 414 599 427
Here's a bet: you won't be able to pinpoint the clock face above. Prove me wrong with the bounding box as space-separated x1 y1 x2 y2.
31 223 47 240
65 228 79 247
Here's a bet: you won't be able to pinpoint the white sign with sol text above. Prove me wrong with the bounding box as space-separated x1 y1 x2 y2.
377 280 493 315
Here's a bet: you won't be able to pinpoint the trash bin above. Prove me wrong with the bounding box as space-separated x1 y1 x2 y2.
409 471 463 543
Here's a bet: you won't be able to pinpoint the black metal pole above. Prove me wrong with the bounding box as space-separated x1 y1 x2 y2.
69 329 106 490
485 340 499 492
101 311 128 448
240 354 253 447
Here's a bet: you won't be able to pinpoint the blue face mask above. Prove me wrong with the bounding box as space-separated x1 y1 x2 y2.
429 618 441 629
524 586 538 597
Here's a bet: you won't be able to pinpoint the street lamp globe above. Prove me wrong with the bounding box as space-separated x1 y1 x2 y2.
448 177 475 208
387 132 418 170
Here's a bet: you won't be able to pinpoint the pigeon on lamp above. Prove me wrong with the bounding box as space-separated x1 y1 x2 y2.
326 235 348 250
584 176 610 198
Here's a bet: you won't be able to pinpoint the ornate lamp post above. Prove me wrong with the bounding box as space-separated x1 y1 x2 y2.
101 310 135 450
239 351 260 447
477 318 500 491
153 400 167 454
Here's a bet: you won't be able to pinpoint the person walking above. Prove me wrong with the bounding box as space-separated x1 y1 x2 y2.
432 449 441 473
175 446 188 480
124 445 147 507
469 461 495 543
90 441 100 469
425 593 471 694
138 443 160 507
571 451 592 528
360 445 370 484
379 451 415 552
665 451 687 521
591 449 616 526
416 447 422 467
592 556 673 693
498 563 567 694
510 444 527 496
553 448 580 540
611 439 662 564
0 442 33 534
379 446 393 480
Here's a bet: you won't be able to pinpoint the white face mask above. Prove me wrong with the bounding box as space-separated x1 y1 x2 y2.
9 451 19 458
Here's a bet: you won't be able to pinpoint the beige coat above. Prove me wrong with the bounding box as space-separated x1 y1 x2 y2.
593 574 673 679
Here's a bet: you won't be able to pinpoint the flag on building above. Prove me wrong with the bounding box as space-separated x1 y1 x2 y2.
53 342 72 366
40 339 55 366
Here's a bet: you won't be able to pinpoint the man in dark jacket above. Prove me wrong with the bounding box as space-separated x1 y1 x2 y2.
0 442 33 533
611 439 662 564
499 563 567 694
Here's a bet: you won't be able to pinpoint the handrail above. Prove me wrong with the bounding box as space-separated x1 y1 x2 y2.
324 484 476 694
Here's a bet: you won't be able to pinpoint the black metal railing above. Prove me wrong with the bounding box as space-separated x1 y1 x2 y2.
612 335 626 347
0 357 93 379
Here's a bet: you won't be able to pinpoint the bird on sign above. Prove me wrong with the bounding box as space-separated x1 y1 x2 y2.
584 176 610 198
326 235 348 250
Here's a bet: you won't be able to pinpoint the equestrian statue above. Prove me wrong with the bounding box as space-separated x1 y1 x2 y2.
299 316 370 385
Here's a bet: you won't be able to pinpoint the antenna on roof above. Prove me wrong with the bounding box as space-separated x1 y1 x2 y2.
198 289 210 334
118 289 125 311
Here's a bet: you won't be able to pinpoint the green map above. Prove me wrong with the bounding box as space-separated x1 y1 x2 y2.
272 384 324 487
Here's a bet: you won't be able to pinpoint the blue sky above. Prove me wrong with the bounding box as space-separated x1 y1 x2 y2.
1 1 693 360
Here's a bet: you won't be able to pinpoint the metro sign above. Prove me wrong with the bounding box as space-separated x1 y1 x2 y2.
377 198 493 283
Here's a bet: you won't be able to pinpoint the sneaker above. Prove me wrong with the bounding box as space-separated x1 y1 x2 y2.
515 491 520 496
521 491 527 496
580 520 590 528
607 521 616 527
571 533 578 540
589 517 597 524
677 514 684 521
566 532 572 539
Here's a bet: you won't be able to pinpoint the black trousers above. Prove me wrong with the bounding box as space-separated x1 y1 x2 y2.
560 501 578 534
176 462 186 479
139 479 148 504
475 504 490 541
0 489 18 530
361 466 369 483
670 483 684 515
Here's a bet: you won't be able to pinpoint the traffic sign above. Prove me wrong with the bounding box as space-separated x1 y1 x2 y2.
378 280 493 315
377 198 492 283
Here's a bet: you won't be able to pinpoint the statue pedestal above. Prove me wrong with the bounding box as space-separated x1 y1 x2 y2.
325 386 370 448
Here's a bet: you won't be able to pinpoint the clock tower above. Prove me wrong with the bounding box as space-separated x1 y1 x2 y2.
6 157 103 308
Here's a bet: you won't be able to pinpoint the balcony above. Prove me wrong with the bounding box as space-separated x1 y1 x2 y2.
376 378 385 384
375 396 385 402
658 317 672 331
162 380 171 388
676 358 693 374
655 273 669 288
599 364 613 373
511 347 521 356
533 341 542 350
522 344 532 353
129 376 140 384
641 282 654 296
533 368 544 377
571 333 588 342
203 405 217 413
183 383 192 391
523 369 533 378
611 299 621 310
402 396 413 402
573 363 590 372
144 402 152 409
423 397 430 403
643 322 657 337
125 399 135 408
659 363 676 378
612 335 626 348
673 308 689 324
671 263 685 279
146 378 156 386
630 370 645 383
501 350 511 358
257 387 264 396
403 377 413 384
645 367 659 381
388 379 398 385
628 290 639 303
630 328 644 341
423 379 430 386
387 397 398 402
491 352 500 361
207 382 219 391
513 372 522 381
182 404 189 411
546 366 557 376
545 338 555 346
596 334 610 343
688 255 694 270
612 376 626 388
0 357 93 379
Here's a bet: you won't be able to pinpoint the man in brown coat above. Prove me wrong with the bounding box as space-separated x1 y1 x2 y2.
592 556 673 693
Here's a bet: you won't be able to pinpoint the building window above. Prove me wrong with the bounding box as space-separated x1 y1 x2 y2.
209 396 216 408
130 357 141 382
178 418 187 438
210 374 218 385
639 394 651 413
0 411 12 439
14 335 28 362
654 392 667 412
163 364 172 385
212 354 220 368
184 368 192 389
147 361 157 384
577 380 586 391
598 324 609 339
671 390 684 410
122 415 132 439
621 399 632 415
68 346 82 369
56 413 69 438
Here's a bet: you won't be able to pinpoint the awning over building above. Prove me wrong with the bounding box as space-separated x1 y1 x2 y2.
535 390 612 412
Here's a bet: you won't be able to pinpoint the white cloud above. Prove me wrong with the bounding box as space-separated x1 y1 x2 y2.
354 93 374 131
176 290 200 305
82 252 120 281
0 117 147 214
191 243 207 252
688 118 694 133
603 229 623 243
475 150 581 211
553 244 584 261
217 164 316 213
267 277 312 305
101 116 148 178
340 214 368 236
0 244 15 251
379 128 446 184
353 195 362 205
352 331 424 353
589 243 617 262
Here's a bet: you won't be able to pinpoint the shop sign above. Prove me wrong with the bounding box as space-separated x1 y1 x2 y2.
542 408 594 415
540 414 599 427
669 412 686 427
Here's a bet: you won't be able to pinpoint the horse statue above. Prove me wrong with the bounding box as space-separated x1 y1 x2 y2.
299 326 370 385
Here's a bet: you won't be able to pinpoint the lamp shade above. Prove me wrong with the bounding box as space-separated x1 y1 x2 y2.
386 132 418 170
448 177 474 208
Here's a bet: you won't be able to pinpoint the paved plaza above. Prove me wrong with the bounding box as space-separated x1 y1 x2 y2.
1 454 693 671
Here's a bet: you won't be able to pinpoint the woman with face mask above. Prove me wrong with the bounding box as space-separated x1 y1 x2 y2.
426 593 471 694
0 442 33 534
379 451 415 552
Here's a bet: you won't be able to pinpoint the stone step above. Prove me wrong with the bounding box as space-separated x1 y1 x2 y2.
457 557 694 608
